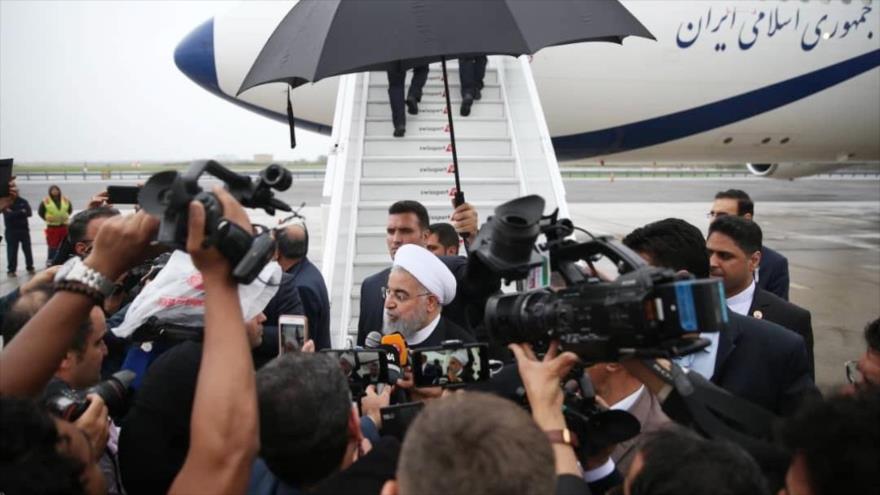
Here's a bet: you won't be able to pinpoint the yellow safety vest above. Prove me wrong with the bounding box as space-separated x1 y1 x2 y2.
43 196 71 226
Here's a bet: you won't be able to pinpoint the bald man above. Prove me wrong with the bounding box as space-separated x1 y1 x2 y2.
263 222 326 349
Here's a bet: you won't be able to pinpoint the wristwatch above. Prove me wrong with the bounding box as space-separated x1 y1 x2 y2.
54 257 116 304
545 428 579 448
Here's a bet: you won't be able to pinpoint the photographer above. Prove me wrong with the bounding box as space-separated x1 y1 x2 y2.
622 218 817 416
1 187 264 494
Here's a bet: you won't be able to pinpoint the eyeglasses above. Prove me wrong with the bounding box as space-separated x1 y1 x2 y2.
845 360 862 385
381 286 431 303
706 211 730 219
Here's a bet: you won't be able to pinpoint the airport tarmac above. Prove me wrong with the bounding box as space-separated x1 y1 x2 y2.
4 177 879 389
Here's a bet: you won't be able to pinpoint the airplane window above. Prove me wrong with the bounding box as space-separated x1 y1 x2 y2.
761 137 772 144
781 137 790 144
723 137 733 144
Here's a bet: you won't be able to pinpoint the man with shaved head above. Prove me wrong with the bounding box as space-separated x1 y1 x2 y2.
264 220 328 349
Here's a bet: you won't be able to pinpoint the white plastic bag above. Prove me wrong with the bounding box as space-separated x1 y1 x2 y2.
112 250 281 338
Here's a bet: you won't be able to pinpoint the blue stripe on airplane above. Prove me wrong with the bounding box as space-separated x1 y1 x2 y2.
174 18 331 135
551 48 880 160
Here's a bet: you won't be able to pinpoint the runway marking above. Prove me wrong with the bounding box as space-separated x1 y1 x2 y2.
790 282 811 291
773 231 880 252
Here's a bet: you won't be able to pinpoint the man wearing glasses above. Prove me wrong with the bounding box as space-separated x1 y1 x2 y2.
51 206 120 265
382 244 473 347
709 189 790 301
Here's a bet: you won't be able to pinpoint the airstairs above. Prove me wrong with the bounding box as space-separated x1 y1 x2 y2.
321 56 569 348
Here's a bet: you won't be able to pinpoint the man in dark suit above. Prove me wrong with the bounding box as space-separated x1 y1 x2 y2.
707 215 814 376
710 189 790 300
623 218 817 416
357 200 493 346
266 221 331 350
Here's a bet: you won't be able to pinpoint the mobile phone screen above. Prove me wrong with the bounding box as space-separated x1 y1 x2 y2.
411 343 489 387
107 185 142 205
279 319 307 354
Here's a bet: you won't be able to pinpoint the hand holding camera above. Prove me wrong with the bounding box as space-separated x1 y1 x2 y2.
509 341 579 430
72 394 110 462
186 186 252 282
83 210 161 281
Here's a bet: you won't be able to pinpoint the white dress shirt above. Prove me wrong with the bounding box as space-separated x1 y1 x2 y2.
727 280 756 316
609 385 645 412
673 330 721 380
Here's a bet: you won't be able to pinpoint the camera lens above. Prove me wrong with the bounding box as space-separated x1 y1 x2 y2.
485 289 558 344
261 164 292 191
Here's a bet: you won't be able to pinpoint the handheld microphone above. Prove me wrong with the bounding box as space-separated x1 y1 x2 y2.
364 331 406 389
365 331 383 349
381 333 409 367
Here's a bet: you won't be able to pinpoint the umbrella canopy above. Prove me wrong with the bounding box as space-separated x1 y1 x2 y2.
238 0 654 94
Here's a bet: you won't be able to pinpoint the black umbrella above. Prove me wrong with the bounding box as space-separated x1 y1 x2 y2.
238 0 654 206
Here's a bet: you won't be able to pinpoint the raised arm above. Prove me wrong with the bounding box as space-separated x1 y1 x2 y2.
169 187 259 495
0 211 159 396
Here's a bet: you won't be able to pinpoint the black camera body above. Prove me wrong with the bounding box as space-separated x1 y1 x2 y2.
139 160 292 283
562 367 640 459
44 370 136 421
472 195 728 361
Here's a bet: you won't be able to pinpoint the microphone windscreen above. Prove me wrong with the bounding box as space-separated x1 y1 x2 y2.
381 333 409 366
365 331 383 349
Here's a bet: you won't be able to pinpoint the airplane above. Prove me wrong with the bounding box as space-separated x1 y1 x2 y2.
174 0 880 179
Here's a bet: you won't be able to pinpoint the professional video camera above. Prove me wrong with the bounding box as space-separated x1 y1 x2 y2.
471 195 728 362
44 370 136 421
139 160 292 283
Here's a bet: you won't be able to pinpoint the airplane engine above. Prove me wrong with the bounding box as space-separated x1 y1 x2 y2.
746 163 850 180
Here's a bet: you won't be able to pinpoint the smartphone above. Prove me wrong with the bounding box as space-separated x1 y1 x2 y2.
411 342 490 388
107 185 142 205
0 158 13 197
380 402 424 441
321 349 390 388
278 314 308 353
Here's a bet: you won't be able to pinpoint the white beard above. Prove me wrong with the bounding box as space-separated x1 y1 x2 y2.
383 304 429 340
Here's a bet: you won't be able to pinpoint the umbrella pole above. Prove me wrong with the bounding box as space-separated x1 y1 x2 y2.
441 57 464 207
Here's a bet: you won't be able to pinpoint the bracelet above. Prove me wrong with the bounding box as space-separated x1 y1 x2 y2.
54 281 104 305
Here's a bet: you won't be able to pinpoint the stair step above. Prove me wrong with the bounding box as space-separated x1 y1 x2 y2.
370 69 498 85
364 118 508 138
366 86 501 102
366 101 504 119
357 200 501 228
352 255 393 282
362 157 516 178
359 177 520 202
363 137 511 157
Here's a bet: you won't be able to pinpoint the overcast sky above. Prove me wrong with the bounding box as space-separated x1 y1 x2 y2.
0 1 329 163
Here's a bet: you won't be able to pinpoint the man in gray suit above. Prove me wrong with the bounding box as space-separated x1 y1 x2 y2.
587 362 671 474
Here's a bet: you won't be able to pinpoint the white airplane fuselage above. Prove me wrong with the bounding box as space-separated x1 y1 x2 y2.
176 0 880 175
